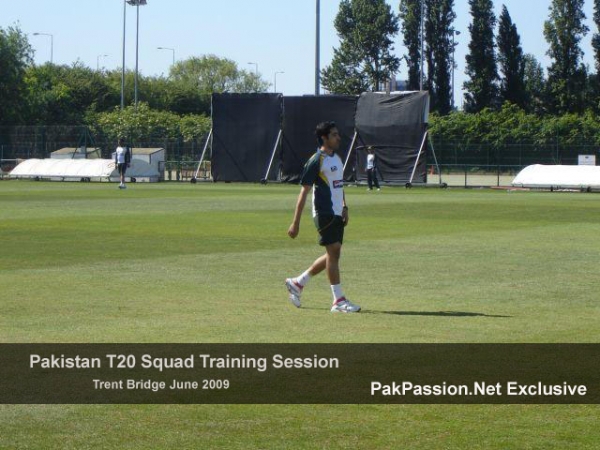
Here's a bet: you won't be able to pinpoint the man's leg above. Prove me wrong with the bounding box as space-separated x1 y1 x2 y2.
326 242 361 313
326 241 345 303
325 242 341 286
367 170 373 190
293 253 327 287
373 172 380 189
285 253 326 307
308 253 327 277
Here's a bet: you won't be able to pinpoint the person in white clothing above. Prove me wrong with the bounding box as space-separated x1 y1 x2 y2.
366 146 380 191
114 138 131 189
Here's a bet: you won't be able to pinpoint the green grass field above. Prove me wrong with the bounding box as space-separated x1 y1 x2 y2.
1 181 598 449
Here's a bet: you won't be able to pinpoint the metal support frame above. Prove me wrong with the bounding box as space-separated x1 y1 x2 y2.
262 129 283 183
342 131 358 174
192 128 213 180
409 130 428 184
428 135 444 186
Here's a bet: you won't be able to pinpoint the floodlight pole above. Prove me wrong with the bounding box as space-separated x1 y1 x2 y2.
122 0 147 111
121 0 126 109
134 1 140 110
419 0 424 91
315 0 320 95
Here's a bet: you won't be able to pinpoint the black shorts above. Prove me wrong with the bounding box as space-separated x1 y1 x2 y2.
314 214 344 246
117 163 128 176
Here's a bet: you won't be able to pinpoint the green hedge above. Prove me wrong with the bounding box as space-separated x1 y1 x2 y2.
429 103 600 147
86 102 211 143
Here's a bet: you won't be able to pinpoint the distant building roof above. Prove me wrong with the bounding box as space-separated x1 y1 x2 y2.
52 147 102 155
131 148 165 155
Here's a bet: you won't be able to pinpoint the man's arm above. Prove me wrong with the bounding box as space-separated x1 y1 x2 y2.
288 185 311 239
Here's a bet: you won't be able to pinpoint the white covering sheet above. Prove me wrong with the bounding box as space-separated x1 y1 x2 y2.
512 164 600 188
10 158 159 180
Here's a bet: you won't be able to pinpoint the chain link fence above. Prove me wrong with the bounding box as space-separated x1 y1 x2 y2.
0 125 210 181
2 126 600 186
427 135 600 187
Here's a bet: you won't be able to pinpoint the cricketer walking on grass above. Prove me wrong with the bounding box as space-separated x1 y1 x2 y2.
285 121 361 313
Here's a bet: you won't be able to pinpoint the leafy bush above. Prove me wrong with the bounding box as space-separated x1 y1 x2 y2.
87 102 211 143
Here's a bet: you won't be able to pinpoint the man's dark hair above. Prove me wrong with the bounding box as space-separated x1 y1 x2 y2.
315 121 337 145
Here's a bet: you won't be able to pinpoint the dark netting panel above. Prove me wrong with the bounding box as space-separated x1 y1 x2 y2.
280 96 357 183
354 92 429 183
211 93 282 182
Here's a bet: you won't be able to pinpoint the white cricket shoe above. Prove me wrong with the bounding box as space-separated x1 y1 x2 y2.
331 297 361 313
285 278 303 308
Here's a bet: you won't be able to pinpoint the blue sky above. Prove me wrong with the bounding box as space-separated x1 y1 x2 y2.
1 0 598 107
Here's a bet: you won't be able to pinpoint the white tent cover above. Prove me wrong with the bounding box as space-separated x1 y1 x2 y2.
512 164 600 188
10 158 159 180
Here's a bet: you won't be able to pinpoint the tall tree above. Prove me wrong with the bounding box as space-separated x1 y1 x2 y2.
424 0 436 97
320 43 370 94
0 26 33 125
425 0 456 114
543 0 588 114
522 54 547 114
321 0 400 94
399 0 423 91
590 0 600 109
25 62 116 125
463 0 498 112
497 5 526 108
169 55 269 96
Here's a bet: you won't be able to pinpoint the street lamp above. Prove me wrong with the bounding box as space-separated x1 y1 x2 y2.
97 54 108 71
451 30 461 110
157 47 175 66
247 62 258 76
274 71 284 93
32 32 53 64
120 0 148 111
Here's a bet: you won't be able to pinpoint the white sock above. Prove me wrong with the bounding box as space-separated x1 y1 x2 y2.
331 284 344 303
295 270 312 287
